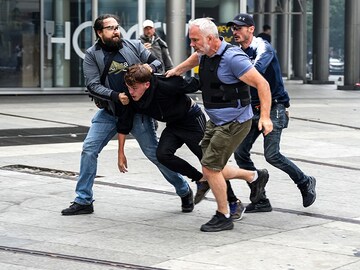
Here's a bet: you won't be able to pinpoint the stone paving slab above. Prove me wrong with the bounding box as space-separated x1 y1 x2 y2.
0 81 360 269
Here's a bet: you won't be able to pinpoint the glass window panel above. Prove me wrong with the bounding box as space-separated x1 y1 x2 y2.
43 0 92 88
145 0 167 40
145 0 191 44
99 0 138 39
0 0 40 88
195 0 239 45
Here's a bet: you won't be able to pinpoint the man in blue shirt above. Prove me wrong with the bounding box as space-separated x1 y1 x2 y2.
227 13 316 212
166 18 273 232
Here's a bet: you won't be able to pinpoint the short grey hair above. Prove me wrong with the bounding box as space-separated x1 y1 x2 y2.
188 18 219 38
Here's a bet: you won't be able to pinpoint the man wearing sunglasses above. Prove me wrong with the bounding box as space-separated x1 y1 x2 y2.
61 14 193 216
227 13 316 212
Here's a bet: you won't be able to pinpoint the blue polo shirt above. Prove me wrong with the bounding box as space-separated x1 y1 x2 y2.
203 39 254 126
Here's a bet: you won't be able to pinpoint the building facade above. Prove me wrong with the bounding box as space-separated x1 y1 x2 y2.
1 1 358 94
0 0 242 95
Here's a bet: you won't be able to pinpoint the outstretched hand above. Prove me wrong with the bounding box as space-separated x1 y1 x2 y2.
165 67 181 78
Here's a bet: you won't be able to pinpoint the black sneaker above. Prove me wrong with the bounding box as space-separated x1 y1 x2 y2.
298 176 316 207
245 198 273 213
61 202 94 215
200 211 234 232
229 200 246 220
194 181 210 204
181 188 194 213
249 169 269 203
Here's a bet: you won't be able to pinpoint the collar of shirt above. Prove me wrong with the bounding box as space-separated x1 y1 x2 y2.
210 37 228 58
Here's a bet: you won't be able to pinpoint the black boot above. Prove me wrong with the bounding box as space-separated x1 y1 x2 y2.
298 176 316 207
181 188 194 213
61 202 94 215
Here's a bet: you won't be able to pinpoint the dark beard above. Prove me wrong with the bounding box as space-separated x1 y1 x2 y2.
100 37 123 51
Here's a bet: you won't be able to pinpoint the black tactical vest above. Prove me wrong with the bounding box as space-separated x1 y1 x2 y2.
198 44 251 109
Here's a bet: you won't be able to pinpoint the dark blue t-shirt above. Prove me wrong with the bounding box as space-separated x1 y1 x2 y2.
241 37 290 107
105 51 128 93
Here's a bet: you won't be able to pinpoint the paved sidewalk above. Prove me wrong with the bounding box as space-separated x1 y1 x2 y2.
0 80 360 270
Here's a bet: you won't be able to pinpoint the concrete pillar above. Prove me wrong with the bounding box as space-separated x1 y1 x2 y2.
92 0 98 42
138 0 146 39
276 0 289 76
253 0 264 36
264 0 276 47
54 0 70 87
292 0 305 79
339 0 360 90
310 0 331 83
239 0 247 13
166 0 186 66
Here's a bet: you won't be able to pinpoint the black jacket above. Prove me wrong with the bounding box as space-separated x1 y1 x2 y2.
116 75 200 134
139 33 174 72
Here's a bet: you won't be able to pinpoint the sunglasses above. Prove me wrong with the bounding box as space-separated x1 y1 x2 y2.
231 25 249 31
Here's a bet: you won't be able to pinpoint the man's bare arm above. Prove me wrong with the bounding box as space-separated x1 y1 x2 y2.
165 52 199 77
239 67 273 135
117 133 128 173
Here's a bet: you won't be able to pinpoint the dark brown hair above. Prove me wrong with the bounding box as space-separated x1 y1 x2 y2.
124 64 152 87
93 14 120 40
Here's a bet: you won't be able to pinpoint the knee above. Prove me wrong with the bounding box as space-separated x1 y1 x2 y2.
202 166 215 179
234 145 248 158
234 149 243 161
82 141 100 157
264 151 281 165
156 147 173 164
141 147 157 164
156 150 166 164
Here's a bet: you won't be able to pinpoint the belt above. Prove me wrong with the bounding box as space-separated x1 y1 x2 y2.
252 100 283 111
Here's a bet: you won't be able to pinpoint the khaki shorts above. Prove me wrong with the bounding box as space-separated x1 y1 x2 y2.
201 119 251 171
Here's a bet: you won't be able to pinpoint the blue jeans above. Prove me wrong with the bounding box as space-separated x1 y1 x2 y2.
234 104 309 193
74 109 189 205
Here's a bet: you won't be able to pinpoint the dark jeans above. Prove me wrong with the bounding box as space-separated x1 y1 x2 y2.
157 104 240 203
234 104 309 200
156 104 206 182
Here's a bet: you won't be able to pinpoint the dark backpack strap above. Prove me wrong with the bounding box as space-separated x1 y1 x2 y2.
89 52 116 110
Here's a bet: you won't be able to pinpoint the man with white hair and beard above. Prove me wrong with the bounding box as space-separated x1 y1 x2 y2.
166 18 273 232
61 14 194 216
